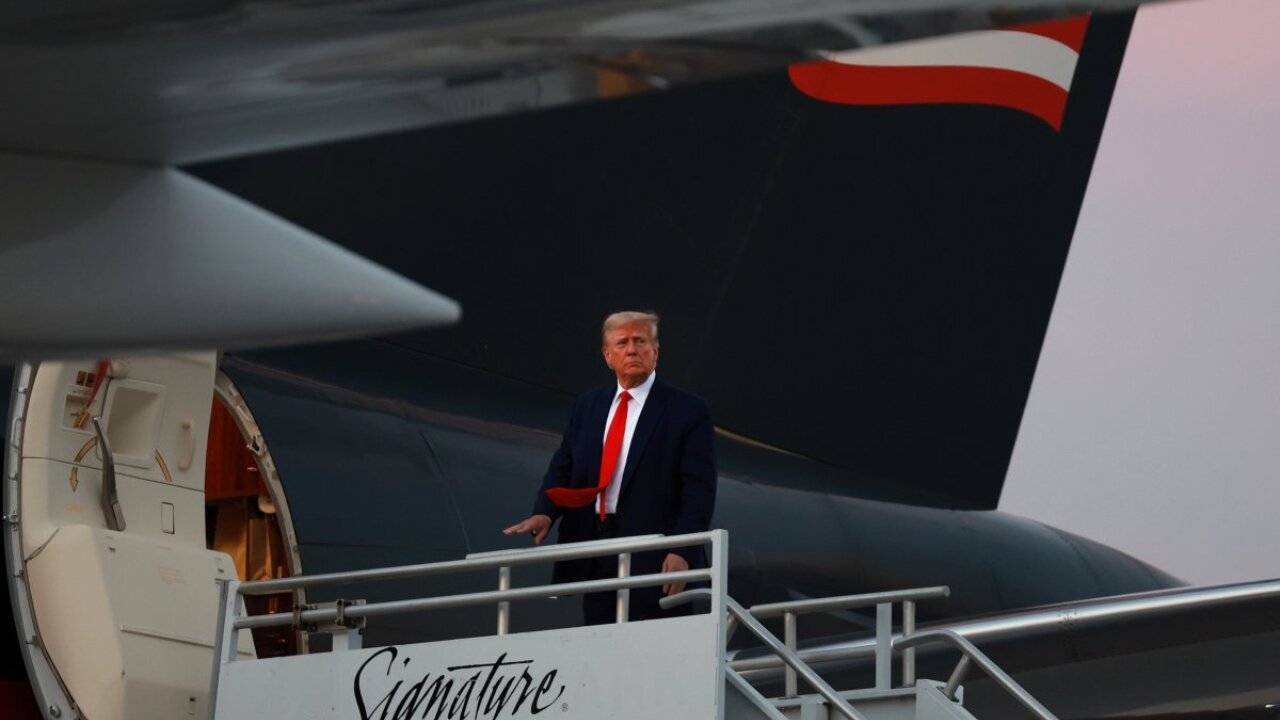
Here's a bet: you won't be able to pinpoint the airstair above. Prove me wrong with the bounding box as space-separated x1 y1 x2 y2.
209 531 1056 720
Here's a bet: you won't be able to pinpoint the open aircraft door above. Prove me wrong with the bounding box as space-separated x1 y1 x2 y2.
5 355 260 720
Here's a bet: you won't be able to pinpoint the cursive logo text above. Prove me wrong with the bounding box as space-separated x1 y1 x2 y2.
355 648 566 720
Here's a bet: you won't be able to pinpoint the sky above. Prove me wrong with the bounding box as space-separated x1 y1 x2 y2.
1000 0 1280 585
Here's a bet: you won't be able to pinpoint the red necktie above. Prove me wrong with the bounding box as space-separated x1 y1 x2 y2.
546 390 631 520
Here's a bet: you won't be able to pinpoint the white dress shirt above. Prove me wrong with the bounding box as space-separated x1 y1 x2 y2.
601 371 655 514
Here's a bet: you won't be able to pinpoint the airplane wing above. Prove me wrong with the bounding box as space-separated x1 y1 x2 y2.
0 0 1148 358
3 0 1145 166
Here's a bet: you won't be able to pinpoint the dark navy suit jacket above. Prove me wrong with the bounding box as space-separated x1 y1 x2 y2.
533 376 717 583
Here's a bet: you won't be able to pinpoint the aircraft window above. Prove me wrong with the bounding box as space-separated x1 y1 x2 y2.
205 376 303 658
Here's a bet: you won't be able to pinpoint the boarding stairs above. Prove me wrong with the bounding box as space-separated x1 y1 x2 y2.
209 531 1056 720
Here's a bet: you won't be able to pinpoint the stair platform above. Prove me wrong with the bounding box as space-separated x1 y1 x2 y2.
209 531 1047 720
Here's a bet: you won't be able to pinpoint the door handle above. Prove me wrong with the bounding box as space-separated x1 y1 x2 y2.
92 417 126 532
179 418 194 471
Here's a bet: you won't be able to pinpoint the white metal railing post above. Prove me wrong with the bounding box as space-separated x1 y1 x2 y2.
709 530 730 720
944 655 972 699
220 580 243 665
208 578 242 720
902 600 916 686
616 553 631 623
783 612 797 697
728 596 868 720
737 586 949 683
497 566 511 635
709 530 728 623
322 599 366 651
875 602 892 689
664 587 870 720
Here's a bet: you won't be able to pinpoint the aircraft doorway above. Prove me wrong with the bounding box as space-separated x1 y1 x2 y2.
205 371 305 658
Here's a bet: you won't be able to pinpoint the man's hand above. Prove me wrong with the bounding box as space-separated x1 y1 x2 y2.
503 514 552 545
661 553 689 595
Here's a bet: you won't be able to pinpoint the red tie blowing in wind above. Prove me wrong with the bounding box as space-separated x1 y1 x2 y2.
546 391 631 520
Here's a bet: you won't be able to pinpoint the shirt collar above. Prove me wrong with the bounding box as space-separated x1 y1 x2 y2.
616 371 656 404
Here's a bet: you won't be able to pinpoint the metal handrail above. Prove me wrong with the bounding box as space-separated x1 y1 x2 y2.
895 629 1058 720
237 530 720 594
462 536 667 633
748 586 950 693
465 534 663 560
234 569 711 630
732 576 1280 674
749 587 950 618
724 667 789 720
663 589 870 720
211 530 729 720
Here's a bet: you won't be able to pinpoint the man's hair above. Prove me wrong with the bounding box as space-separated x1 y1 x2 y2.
601 311 660 345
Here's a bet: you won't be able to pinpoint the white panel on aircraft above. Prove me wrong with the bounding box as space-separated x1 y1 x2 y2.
12 355 260 719
214 615 723 720
25 526 254 720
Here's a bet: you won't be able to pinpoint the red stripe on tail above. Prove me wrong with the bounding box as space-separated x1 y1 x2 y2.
788 62 1071 130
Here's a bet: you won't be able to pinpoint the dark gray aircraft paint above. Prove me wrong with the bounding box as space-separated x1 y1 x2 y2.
221 343 1178 650
185 2 1195 678
191 12 1136 512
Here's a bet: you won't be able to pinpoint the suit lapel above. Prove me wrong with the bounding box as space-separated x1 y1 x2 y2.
584 387 611 487
618 380 667 500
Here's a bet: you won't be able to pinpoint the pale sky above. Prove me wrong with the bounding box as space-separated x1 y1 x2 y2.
1000 0 1280 586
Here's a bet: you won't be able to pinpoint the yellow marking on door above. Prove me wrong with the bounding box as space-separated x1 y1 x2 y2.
155 450 173 484
70 436 98 492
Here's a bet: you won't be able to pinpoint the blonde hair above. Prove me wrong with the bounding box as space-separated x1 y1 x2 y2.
601 311 660 345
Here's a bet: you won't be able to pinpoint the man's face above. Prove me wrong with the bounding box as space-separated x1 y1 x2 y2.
602 322 659 389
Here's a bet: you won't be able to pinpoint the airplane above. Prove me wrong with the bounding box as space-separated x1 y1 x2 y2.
3 0 1278 718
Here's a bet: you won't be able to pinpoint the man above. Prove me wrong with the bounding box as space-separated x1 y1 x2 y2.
503 311 717 624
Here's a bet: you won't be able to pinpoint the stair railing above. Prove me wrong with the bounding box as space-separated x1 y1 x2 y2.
748 586 950 695
663 589 870 720
895 629 1058 720
210 530 728 720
